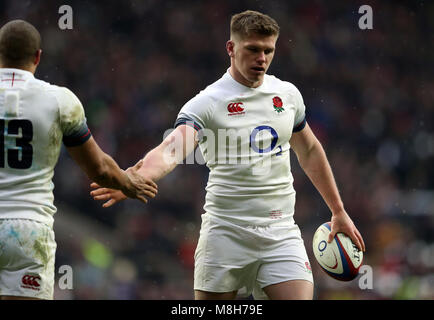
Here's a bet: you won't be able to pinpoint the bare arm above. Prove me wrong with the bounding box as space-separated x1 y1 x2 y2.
90 124 198 207
290 123 344 213
67 136 157 203
134 124 199 181
290 123 365 251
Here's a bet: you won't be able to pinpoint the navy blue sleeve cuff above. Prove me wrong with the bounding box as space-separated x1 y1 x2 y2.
174 118 202 132
63 124 92 147
293 118 306 133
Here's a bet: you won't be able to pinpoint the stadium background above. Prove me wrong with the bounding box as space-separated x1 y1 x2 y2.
1 0 432 299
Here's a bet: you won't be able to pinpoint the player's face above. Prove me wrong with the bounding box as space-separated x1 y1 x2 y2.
227 33 277 88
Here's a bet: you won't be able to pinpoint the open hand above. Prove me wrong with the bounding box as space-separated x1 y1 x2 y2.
90 183 128 207
90 160 158 207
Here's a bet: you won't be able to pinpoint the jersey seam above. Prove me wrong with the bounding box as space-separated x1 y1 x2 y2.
45 86 62 131
207 94 218 128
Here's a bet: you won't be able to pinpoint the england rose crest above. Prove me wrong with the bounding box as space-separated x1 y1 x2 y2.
273 96 284 113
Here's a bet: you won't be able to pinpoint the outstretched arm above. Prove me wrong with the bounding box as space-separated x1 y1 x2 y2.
67 136 158 204
91 124 199 207
135 124 199 181
290 123 365 252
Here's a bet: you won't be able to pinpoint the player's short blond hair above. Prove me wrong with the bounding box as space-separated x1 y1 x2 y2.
230 10 280 40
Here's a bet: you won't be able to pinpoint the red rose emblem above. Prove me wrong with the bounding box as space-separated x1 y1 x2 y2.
273 96 284 113
273 96 283 108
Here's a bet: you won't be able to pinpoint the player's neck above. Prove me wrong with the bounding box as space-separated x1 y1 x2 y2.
229 65 263 88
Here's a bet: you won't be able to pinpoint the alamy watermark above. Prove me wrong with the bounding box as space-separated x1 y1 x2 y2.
358 265 373 290
58 264 73 290
58 5 73 30
358 5 373 30
57 4 373 31
162 123 283 175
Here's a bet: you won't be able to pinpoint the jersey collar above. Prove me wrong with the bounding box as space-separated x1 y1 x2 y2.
0 68 35 80
224 68 269 93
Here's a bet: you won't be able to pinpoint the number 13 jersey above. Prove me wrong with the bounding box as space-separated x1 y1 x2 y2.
0 68 91 227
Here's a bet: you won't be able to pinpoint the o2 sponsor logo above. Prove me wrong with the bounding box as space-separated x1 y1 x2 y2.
249 125 279 154
318 240 327 257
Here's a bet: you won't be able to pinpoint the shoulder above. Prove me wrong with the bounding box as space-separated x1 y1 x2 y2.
44 85 82 110
44 84 76 98
27 77 78 102
192 71 240 103
27 77 60 95
23 78 81 110
185 88 215 109
181 78 223 111
25 77 56 98
265 74 302 96
193 75 230 103
177 79 225 127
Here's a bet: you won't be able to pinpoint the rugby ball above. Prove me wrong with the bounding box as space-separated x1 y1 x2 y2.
312 222 363 281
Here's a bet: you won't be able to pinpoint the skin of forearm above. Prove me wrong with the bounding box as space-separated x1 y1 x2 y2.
134 126 197 182
135 140 180 182
297 142 344 214
92 154 132 193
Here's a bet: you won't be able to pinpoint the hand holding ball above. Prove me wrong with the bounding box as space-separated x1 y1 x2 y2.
312 222 364 281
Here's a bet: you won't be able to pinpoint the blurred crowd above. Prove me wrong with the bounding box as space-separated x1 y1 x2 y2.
1 0 432 299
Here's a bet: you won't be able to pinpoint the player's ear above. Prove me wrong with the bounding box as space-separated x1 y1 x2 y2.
226 40 235 58
34 49 42 66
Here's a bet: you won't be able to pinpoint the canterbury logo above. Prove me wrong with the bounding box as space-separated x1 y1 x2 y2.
227 102 245 116
21 274 41 291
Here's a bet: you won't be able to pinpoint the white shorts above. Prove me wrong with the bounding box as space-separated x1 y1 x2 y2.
194 214 313 299
0 219 56 300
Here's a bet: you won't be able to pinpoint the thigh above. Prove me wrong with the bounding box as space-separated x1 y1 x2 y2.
254 225 314 299
263 279 313 300
195 289 238 300
194 215 259 295
0 219 56 300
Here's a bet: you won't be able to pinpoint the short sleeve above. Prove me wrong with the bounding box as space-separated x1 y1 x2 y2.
291 84 307 133
55 87 92 147
174 93 214 133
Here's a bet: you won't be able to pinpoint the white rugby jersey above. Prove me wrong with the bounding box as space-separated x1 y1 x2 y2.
175 70 307 226
0 68 91 227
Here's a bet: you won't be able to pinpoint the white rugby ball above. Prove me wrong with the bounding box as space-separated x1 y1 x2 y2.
312 222 363 281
